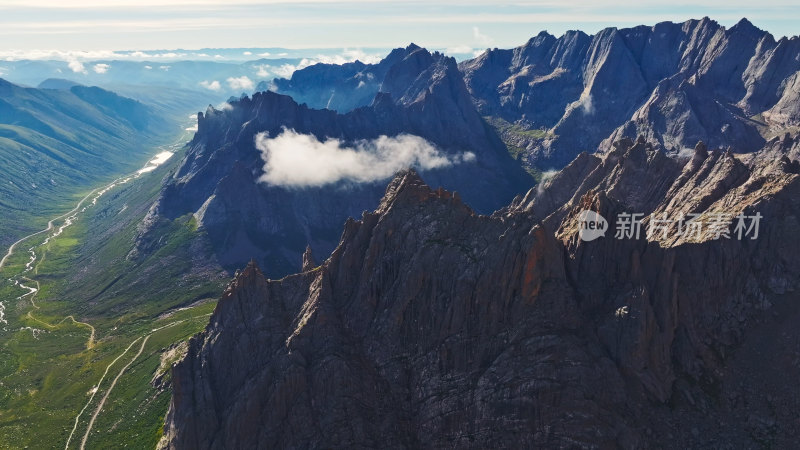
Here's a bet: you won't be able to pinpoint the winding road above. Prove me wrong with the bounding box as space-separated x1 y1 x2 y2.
19 278 96 349
72 313 211 450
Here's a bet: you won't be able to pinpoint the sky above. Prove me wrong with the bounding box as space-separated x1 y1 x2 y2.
0 0 798 58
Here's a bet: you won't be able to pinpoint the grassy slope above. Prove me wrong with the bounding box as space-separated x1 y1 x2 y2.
0 132 227 449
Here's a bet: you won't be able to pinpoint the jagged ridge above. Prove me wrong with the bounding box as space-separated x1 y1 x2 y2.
460 17 800 169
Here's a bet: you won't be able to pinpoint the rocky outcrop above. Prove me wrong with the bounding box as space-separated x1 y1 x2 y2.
460 18 800 169
161 137 800 448
301 245 316 272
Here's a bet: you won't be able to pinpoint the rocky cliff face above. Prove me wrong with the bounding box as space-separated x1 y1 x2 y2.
160 134 800 448
460 18 800 169
140 45 533 277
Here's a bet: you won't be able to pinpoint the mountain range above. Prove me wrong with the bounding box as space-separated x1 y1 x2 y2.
261 18 800 174
149 18 800 449
0 58 304 99
146 17 800 279
460 17 800 169
2 16 799 450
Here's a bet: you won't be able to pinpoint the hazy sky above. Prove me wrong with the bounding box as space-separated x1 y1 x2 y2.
1 0 798 56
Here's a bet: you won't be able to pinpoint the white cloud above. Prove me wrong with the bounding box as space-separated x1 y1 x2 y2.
199 80 221 91
254 64 270 78
0 49 197 62
258 52 271 57
227 75 254 91
144 65 152 69
159 65 171 71
217 102 234 111
271 64 297 78
243 51 252 55
473 26 493 46
256 128 475 188
0 49 121 61
677 147 696 159
445 45 474 54
92 63 110 73
314 49 383 65
536 169 559 195
67 59 86 73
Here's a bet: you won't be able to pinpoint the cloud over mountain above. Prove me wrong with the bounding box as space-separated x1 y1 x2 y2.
256 129 475 188
226 75 254 91
199 80 221 91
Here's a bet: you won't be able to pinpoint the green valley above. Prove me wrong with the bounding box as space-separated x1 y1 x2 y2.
0 122 226 449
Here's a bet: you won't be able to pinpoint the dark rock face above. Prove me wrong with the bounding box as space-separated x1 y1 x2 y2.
460 18 800 169
141 45 533 277
160 136 800 448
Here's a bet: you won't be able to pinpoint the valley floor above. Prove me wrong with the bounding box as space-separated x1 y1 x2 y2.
0 125 223 449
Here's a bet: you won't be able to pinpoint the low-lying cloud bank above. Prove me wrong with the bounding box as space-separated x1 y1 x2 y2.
256 129 475 188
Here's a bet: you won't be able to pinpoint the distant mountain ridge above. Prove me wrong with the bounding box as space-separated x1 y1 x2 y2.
259 18 799 173
460 17 800 168
37 78 83 90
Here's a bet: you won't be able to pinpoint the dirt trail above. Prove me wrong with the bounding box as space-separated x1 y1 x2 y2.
70 313 211 450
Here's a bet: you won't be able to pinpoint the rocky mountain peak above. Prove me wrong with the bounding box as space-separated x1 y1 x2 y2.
729 17 761 37
376 169 469 215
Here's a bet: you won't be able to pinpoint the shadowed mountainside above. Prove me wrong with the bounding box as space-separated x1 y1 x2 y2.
161 133 800 448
